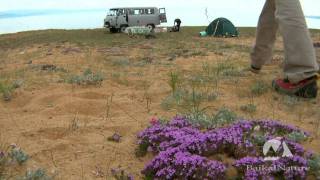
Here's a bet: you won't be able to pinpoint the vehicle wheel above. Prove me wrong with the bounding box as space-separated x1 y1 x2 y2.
109 28 118 33
146 24 155 31
120 25 128 33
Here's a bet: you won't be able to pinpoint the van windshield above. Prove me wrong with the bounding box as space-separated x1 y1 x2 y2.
107 9 118 16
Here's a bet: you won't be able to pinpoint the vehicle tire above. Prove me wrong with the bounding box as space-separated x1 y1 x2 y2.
146 24 155 31
120 25 128 33
109 28 118 33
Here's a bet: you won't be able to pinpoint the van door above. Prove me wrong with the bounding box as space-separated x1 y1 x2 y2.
159 8 167 23
129 9 142 26
116 9 128 28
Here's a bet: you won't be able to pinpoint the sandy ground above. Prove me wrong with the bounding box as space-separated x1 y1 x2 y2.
0 28 320 179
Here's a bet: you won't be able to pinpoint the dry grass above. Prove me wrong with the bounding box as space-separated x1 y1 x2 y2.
0 27 319 179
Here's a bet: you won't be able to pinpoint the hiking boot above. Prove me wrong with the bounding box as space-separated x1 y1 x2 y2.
250 65 261 74
272 76 318 98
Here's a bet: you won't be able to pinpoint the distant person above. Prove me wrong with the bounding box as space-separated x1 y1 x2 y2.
174 18 181 32
250 0 319 98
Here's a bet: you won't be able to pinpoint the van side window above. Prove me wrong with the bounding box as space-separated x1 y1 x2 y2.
145 9 155 15
128 9 134 15
159 8 165 14
134 9 140 15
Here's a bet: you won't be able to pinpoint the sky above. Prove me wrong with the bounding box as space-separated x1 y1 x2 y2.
0 0 319 33
1 0 319 14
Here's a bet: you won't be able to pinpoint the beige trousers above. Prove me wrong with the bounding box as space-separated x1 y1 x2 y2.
251 0 319 83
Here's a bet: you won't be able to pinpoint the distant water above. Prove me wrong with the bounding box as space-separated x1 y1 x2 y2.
0 9 319 35
0 10 107 34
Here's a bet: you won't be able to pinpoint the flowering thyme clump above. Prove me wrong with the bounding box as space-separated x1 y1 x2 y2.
137 116 315 179
142 148 226 179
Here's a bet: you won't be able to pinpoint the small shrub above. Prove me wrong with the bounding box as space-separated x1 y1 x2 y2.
282 95 299 107
157 117 169 125
213 107 237 126
251 81 269 96
67 68 104 86
287 131 307 143
188 75 205 87
111 72 121 79
206 92 218 102
141 57 153 64
185 111 215 128
240 104 257 113
168 71 180 95
308 154 320 178
1 91 12 102
68 115 79 132
252 134 267 146
0 144 52 180
40 64 67 72
9 147 29 165
18 168 52 180
0 151 7 178
112 58 130 67
161 91 184 111
11 80 24 89
111 167 134 180
0 81 16 101
185 107 237 129
214 63 233 75
222 67 244 77
135 140 149 158
111 72 129 86
189 50 207 57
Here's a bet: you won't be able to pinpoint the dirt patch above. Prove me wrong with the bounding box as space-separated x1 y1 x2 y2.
0 28 319 179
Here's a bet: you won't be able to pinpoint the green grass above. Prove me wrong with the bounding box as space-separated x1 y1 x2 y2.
1 27 318 53
240 103 257 113
250 81 269 96
0 80 22 101
0 27 256 50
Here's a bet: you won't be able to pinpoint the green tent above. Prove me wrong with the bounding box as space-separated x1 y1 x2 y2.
205 18 239 37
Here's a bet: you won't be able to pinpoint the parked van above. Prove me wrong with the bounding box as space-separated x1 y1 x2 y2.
104 7 167 33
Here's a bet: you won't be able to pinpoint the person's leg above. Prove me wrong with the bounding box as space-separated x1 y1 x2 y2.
251 0 278 69
275 0 319 83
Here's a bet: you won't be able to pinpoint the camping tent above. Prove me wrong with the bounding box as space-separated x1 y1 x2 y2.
205 18 238 37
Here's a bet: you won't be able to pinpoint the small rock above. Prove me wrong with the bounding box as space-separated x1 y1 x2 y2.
41 64 57 71
107 133 122 142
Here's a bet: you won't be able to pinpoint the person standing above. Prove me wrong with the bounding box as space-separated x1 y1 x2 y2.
174 18 182 32
250 0 319 98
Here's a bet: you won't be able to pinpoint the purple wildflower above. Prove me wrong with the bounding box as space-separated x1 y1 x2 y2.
138 117 311 179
